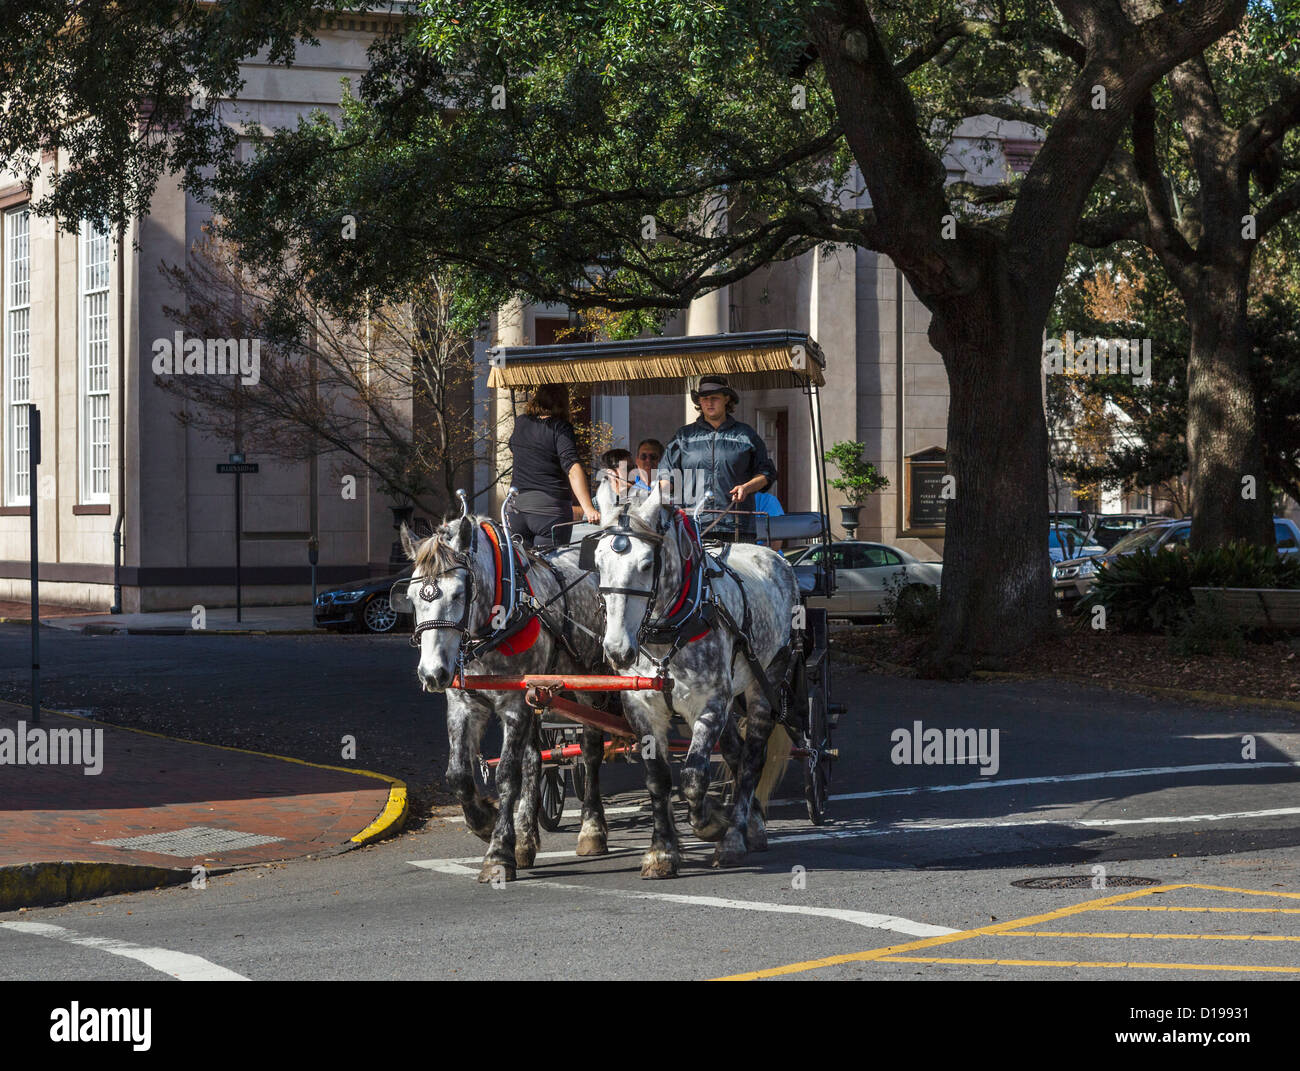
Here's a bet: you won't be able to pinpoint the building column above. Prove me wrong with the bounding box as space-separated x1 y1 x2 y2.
490 297 527 514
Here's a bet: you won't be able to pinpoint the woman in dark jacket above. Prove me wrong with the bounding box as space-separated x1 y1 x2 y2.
506 384 600 548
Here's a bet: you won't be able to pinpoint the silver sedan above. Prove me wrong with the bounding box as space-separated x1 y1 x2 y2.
789 541 943 620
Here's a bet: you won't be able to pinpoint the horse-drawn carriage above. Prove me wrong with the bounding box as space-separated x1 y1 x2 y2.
394 330 842 881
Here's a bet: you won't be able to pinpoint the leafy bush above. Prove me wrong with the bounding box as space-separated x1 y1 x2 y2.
1169 597 1246 658
881 569 939 636
824 441 889 506
1081 542 1300 634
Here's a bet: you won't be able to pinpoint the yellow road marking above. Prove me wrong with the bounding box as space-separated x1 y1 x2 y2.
1096 905 1300 913
1006 930 1300 942
715 883 1300 981
875 956 1300 974
713 884 1175 980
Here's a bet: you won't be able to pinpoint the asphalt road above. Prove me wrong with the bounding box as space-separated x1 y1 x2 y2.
4 624 1300 983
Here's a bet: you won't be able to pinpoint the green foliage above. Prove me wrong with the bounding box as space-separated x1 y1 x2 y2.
1081 543 1300 633
1169 598 1247 658
824 441 889 505
0 0 342 229
881 570 939 637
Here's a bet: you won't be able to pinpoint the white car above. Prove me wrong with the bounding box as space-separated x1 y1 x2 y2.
789 541 942 620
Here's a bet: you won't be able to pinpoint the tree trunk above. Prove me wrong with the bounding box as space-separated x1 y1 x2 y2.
924 286 1055 677
1185 267 1273 550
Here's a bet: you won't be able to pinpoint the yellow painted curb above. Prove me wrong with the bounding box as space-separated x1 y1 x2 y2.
0 861 193 913
1 702 411 852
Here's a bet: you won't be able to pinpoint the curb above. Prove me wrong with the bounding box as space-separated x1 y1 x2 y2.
835 645 1300 713
971 668 1300 714
53 623 324 636
1 706 409 910
0 861 203 912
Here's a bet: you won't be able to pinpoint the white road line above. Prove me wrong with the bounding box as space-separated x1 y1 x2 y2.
422 803 1300 862
0 921 248 981
407 860 956 937
766 760 1300 808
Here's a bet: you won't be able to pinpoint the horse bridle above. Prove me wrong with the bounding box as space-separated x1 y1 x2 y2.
586 507 697 642
404 554 480 650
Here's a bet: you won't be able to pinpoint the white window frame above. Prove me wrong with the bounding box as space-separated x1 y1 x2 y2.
79 220 112 504
4 205 31 507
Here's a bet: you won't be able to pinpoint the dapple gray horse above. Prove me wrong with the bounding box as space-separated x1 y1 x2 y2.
589 480 799 878
398 514 611 882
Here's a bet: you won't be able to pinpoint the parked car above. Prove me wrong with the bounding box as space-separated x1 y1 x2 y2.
315 569 413 633
1053 516 1300 605
1087 514 1153 549
788 541 942 621
1048 523 1105 564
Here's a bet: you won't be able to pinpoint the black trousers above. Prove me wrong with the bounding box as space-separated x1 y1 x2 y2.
506 501 574 550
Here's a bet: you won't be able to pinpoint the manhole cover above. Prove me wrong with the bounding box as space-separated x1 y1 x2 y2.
1012 875 1161 889
95 826 284 856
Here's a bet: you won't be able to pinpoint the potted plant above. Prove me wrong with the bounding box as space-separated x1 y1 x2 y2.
824 441 890 538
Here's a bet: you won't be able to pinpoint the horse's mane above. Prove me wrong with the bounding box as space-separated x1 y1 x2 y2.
412 528 466 576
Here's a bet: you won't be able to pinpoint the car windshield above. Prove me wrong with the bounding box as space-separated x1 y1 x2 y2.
1108 525 1169 554
1047 526 1089 548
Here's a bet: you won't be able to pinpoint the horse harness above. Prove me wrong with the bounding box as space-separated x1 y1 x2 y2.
406 520 581 676
579 507 792 719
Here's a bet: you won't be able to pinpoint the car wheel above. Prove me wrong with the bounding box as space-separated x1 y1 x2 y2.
361 594 400 634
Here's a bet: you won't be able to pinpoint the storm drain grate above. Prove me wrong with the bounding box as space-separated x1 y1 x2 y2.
1012 875 1162 890
94 826 285 856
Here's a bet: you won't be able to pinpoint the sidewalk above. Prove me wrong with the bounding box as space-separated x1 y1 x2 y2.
28 604 320 634
0 701 407 910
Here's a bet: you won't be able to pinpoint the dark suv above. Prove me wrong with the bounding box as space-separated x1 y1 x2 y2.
1053 516 1300 604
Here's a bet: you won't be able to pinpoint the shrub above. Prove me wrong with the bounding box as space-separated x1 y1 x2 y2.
1081 542 1300 634
1169 597 1246 658
881 569 939 636
824 441 889 506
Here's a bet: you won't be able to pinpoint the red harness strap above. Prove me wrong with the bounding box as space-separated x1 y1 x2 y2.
480 522 541 655
671 511 710 644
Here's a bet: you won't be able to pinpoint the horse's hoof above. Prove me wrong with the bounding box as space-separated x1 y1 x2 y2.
478 861 515 884
639 849 680 879
712 831 748 868
746 810 769 852
514 839 538 869
691 809 730 842
576 821 608 856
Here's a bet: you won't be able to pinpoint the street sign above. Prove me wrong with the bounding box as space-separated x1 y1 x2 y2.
216 458 258 621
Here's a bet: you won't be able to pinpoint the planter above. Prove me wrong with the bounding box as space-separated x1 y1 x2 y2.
839 504 863 539
1191 587 1300 630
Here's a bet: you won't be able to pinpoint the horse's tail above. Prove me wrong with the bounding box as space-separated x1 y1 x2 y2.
755 724 791 813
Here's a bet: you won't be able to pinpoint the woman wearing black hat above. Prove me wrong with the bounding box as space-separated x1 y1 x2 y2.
507 384 600 549
661 376 776 541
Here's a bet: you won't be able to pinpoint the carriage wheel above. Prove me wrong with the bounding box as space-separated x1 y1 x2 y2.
538 767 566 831
804 657 833 825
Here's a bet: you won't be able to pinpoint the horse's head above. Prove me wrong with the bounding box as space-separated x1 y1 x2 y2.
395 516 486 692
587 480 679 668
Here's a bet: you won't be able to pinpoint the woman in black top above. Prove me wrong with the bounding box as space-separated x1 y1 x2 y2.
506 384 600 548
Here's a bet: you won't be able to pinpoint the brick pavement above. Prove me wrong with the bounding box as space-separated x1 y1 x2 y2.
0 701 406 908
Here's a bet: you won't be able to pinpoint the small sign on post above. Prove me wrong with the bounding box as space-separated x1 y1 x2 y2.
216 454 258 621
28 405 40 725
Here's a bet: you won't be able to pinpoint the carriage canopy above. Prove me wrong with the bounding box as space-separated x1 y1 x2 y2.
486 330 826 396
